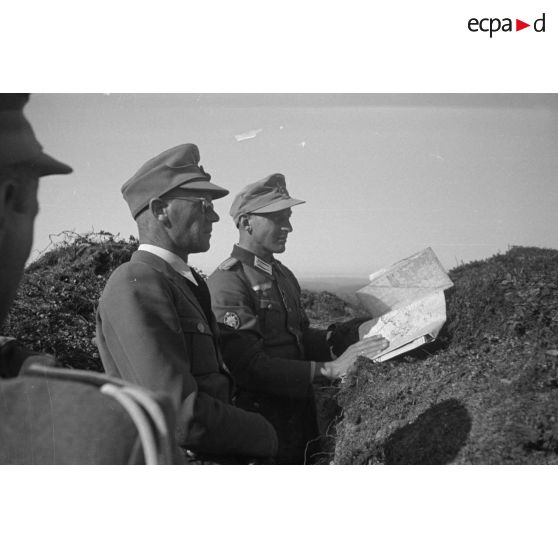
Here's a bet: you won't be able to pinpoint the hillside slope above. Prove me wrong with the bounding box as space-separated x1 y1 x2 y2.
334 246 558 464
4 233 138 370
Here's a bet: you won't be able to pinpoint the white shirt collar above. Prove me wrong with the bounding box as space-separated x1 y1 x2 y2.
138 244 198 285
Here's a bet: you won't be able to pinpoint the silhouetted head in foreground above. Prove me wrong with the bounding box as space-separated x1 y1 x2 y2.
0 93 72 326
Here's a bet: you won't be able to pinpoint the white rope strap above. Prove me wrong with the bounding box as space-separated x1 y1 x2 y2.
120 385 173 465
100 383 159 465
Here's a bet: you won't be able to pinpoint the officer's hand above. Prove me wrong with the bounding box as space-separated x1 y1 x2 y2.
320 335 389 380
328 316 373 357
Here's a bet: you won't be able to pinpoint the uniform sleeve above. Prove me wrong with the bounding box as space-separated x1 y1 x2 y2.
301 326 332 362
96 264 277 459
208 269 314 398
278 265 332 362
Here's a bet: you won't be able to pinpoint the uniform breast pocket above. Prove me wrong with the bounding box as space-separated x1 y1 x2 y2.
259 299 284 335
179 317 219 376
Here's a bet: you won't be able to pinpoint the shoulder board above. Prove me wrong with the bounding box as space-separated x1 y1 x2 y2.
218 257 240 271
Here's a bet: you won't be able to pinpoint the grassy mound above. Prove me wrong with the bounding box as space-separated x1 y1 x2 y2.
334 246 558 464
4 233 138 370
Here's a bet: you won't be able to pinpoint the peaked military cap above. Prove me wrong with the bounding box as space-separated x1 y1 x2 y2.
122 143 229 218
0 93 72 175
230 173 305 224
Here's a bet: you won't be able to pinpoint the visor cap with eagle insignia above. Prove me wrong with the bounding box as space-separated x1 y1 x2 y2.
121 143 229 218
230 173 305 225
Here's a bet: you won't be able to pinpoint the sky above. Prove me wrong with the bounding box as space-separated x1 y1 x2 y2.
27 93 558 278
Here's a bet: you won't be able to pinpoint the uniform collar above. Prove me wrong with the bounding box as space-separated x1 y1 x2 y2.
138 244 198 285
231 244 275 276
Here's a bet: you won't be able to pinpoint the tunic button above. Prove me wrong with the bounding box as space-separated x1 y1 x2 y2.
197 323 205 333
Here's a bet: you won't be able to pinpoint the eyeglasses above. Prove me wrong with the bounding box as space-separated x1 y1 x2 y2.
166 196 215 214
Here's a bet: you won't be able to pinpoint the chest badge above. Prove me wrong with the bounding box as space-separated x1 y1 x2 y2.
223 311 241 330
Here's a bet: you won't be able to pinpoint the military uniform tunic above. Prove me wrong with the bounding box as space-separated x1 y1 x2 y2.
96 249 278 461
207 244 332 464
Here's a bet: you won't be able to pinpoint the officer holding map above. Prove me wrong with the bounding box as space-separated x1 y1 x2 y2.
207 173 388 463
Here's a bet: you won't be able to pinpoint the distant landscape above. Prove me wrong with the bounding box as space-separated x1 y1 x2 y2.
299 276 369 307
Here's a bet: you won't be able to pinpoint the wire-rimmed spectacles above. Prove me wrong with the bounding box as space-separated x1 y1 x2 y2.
166 195 215 214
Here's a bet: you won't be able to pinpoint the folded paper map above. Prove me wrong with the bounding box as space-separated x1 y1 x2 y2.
356 247 453 362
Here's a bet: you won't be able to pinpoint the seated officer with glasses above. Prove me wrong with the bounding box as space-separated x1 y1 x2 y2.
96 144 278 463
207 174 388 464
